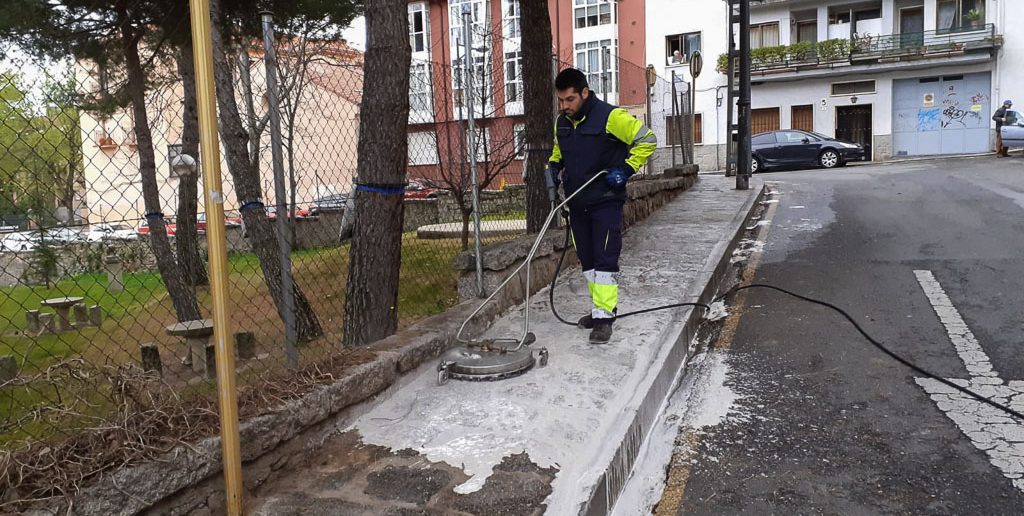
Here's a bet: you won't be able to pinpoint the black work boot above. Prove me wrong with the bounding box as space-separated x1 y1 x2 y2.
589 318 614 344
578 314 594 329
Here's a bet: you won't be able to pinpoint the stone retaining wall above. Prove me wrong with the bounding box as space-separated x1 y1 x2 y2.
452 170 699 312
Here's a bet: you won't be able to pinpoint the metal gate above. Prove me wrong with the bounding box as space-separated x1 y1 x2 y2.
892 72 992 156
836 105 873 160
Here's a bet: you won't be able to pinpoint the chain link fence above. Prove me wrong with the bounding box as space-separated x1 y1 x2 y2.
0 8 692 509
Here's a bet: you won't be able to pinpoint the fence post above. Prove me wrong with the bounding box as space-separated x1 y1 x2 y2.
260 10 299 368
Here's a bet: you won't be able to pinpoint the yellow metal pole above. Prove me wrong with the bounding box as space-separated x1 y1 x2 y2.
188 0 244 513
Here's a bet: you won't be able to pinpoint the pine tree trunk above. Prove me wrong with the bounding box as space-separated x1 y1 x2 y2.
119 9 202 323
175 41 209 287
342 0 411 347
208 0 323 341
521 0 556 234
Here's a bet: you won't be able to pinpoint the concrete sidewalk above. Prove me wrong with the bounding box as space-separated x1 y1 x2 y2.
248 176 763 516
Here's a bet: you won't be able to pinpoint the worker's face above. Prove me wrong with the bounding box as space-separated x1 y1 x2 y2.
557 87 589 117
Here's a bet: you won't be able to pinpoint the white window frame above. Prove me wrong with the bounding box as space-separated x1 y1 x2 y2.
449 0 491 119
409 60 433 123
408 2 430 56
502 0 521 39
504 50 523 115
665 32 701 65
574 39 618 96
408 131 439 166
574 0 615 29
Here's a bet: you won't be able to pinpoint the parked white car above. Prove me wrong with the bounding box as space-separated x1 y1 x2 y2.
43 227 85 245
86 223 138 242
1 232 39 252
1001 110 1024 149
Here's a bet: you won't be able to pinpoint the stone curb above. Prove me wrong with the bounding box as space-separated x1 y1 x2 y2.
27 297 508 516
581 179 767 515
24 173 697 516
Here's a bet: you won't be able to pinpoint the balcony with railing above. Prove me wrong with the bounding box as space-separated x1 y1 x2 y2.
717 23 1001 80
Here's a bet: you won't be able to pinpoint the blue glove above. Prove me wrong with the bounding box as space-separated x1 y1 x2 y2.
605 168 630 190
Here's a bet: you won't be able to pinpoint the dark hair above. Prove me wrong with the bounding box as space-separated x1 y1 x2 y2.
555 68 589 93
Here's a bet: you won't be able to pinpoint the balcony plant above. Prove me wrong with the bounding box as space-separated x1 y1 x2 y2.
964 8 982 28
787 41 814 62
817 38 851 61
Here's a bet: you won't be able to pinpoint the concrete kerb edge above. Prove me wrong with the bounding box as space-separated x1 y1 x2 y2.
39 296 508 516
580 179 768 516
34 175 699 516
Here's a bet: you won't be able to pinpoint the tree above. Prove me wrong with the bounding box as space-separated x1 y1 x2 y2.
0 72 83 225
173 38 209 287
342 0 411 347
519 0 555 234
206 0 342 342
2 0 205 323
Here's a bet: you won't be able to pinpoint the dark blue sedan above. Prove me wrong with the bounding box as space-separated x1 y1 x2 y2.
751 130 866 173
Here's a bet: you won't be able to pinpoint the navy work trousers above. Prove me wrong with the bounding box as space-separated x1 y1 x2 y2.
569 201 624 273
570 201 624 319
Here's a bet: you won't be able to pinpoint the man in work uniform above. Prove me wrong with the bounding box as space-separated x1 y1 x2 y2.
547 68 657 344
994 99 1013 157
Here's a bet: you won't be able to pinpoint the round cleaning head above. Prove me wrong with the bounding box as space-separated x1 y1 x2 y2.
437 344 547 384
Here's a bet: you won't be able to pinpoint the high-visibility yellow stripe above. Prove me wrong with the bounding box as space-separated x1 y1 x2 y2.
592 283 618 314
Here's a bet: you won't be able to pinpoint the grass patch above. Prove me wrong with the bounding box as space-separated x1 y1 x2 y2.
0 236 464 445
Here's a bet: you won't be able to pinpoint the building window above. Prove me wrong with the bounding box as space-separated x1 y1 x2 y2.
408 131 439 166
750 22 780 49
513 124 526 159
831 80 875 96
503 0 521 39
504 51 522 104
449 0 490 115
574 0 615 29
666 32 701 65
665 114 701 146
937 0 985 32
408 3 429 54
574 39 617 95
796 20 817 43
409 61 433 116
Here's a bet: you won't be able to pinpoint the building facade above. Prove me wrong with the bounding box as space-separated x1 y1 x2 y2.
404 0 650 187
77 42 363 226
647 0 1021 169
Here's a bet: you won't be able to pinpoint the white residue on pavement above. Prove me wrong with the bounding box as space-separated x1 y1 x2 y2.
610 350 738 516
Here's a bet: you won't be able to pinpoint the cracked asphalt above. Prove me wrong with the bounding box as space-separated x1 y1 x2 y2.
669 156 1024 515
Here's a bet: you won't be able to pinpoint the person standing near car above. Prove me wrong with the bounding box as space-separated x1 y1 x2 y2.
547 68 657 344
994 99 1013 157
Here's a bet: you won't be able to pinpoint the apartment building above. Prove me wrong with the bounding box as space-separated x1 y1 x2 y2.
404 0 649 186
78 42 363 225
647 0 1021 169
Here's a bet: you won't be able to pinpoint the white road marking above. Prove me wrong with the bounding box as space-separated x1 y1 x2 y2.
913 269 1024 492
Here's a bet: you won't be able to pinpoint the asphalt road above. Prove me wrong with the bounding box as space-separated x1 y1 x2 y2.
673 155 1024 515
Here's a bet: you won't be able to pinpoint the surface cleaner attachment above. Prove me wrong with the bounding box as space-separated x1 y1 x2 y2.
437 171 607 385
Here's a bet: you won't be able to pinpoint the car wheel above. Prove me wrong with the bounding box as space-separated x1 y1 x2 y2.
819 149 840 168
751 156 762 174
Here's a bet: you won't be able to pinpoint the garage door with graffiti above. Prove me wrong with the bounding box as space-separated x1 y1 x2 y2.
892 72 991 156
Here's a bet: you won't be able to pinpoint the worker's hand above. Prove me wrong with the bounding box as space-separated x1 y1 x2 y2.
546 167 562 187
605 168 630 190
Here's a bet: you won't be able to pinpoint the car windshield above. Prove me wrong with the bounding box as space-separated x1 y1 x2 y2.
807 131 832 141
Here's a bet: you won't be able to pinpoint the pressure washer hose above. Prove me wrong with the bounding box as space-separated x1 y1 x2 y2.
453 170 610 351
545 226 1024 423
